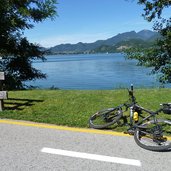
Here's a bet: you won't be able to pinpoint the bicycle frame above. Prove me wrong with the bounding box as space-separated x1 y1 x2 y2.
89 84 171 151
129 104 163 127
122 84 164 130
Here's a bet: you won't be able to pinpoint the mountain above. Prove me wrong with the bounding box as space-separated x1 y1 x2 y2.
48 30 159 54
137 29 157 40
91 39 155 53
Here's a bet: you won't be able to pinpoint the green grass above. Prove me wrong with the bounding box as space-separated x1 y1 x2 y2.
0 89 171 132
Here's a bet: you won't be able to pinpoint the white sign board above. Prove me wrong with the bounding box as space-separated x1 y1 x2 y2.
0 91 7 99
0 72 5 80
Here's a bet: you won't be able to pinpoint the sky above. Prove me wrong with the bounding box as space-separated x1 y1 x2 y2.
25 0 156 48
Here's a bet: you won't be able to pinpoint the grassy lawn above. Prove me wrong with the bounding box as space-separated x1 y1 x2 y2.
0 88 171 132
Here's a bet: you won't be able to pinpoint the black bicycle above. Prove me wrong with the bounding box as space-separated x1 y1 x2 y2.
89 85 171 151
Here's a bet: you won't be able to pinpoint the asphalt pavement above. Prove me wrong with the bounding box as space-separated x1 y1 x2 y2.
0 119 171 171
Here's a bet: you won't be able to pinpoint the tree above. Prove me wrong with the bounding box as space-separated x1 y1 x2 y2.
125 0 171 84
0 0 57 89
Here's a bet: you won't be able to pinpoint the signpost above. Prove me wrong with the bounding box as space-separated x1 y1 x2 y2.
0 72 5 80
0 72 7 111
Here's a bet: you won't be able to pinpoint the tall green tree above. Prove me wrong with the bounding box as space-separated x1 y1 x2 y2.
125 0 171 84
0 0 57 89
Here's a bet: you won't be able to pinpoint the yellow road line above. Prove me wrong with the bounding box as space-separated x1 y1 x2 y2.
0 119 130 137
1 119 171 140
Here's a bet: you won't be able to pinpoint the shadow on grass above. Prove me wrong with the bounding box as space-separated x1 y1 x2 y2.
4 98 44 110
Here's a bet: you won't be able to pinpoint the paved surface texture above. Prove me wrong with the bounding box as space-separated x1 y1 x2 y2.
0 119 171 171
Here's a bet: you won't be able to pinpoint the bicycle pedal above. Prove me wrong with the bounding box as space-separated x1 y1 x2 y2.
125 129 135 135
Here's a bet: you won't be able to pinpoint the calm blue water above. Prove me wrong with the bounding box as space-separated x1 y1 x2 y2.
26 53 161 89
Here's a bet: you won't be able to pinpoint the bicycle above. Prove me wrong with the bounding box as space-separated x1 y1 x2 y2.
89 85 171 151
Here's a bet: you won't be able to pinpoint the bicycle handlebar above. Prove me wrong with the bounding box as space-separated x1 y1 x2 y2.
127 84 136 104
131 84 133 91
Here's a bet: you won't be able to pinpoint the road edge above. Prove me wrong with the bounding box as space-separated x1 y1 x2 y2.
0 119 130 137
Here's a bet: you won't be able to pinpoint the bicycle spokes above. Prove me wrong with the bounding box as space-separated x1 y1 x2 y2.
89 108 123 129
138 129 167 146
135 121 171 150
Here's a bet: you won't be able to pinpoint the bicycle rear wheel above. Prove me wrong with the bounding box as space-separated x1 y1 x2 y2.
134 119 171 151
89 108 123 129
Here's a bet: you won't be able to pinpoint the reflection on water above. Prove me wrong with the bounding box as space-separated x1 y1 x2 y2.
26 53 161 89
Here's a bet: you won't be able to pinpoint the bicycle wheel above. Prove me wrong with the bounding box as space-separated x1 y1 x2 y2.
89 108 123 129
134 119 171 151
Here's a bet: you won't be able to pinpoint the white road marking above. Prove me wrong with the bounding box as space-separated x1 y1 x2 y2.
41 147 141 167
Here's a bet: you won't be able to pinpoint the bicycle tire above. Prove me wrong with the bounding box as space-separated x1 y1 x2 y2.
89 108 123 129
134 119 171 151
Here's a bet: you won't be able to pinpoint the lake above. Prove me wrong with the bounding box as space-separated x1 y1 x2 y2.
26 53 161 89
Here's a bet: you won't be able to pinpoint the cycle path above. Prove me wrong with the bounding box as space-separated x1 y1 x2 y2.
0 119 171 171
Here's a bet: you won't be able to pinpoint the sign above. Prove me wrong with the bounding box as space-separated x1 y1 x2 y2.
0 91 7 99
0 71 7 111
0 72 5 80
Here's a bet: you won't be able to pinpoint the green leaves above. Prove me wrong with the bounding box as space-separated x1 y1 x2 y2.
125 0 171 84
138 0 171 22
0 0 58 89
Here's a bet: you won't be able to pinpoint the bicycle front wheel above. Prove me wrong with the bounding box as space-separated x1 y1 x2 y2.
89 108 123 129
134 119 171 151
